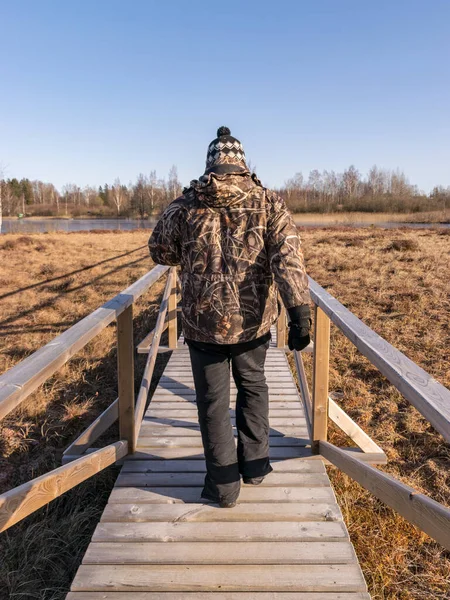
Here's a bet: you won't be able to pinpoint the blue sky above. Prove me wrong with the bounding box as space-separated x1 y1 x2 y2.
0 0 449 192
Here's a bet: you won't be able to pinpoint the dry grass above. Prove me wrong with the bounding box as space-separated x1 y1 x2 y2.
0 230 172 600
0 228 449 599
295 226 450 599
292 210 449 225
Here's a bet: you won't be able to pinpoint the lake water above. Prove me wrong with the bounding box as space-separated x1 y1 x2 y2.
1 217 449 234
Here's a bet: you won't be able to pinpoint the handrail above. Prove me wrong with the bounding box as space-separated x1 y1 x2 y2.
0 263 173 532
0 440 128 532
0 264 169 421
308 277 450 442
320 441 450 550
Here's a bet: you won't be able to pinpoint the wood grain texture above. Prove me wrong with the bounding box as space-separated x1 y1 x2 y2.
121 458 325 474
167 267 178 349
294 350 312 434
321 441 450 550
328 398 384 454
83 540 352 563
135 436 309 448
129 446 313 460
108 486 337 504
92 520 348 543
117 306 135 453
67 593 371 600
276 304 287 348
64 398 118 456
70 564 366 592
148 401 303 409
0 441 127 532
312 306 330 450
115 472 329 488
100 502 341 523
136 322 168 354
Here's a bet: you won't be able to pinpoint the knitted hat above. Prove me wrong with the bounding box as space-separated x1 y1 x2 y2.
205 126 248 175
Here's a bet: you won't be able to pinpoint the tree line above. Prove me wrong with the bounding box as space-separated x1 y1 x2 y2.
277 165 449 214
0 166 183 220
0 164 449 220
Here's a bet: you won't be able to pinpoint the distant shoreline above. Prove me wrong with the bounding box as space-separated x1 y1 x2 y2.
3 210 448 225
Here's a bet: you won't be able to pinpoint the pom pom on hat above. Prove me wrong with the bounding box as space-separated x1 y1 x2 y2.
217 126 231 137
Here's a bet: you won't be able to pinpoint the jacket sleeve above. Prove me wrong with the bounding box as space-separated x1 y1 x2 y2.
148 197 185 266
265 191 311 309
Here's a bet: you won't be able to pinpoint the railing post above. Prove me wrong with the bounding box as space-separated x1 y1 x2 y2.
117 304 135 453
168 268 178 349
312 305 330 453
276 303 287 348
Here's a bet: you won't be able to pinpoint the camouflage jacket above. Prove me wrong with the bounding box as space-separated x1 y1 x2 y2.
148 171 310 344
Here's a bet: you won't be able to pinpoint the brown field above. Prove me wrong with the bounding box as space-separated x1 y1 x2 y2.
292 210 449 225
0 228 449 599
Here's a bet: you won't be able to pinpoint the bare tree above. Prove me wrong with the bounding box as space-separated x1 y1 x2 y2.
167 166 182 201
111 178 126 216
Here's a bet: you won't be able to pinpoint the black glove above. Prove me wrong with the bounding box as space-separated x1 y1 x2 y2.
287 305 312 351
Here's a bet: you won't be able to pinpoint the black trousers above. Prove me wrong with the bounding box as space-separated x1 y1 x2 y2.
186 332 273 504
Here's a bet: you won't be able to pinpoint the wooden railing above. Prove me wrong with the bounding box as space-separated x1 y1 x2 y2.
1 266 449 551
283 276 450 550
0 264 177 532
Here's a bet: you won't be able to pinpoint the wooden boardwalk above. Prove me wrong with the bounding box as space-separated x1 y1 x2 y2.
68 334 369 599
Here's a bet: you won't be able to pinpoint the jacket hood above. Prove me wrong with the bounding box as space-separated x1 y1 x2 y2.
188 171 262 208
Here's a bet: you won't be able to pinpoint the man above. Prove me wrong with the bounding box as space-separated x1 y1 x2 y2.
149 126 311 508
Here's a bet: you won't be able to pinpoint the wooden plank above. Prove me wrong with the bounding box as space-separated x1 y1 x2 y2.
148 401 303 410
134 270 175 443
328 398 384 454
168 267 178 348
276 304 287 348
145 409 305 418
309 277 450 442
321 440 450 550
0 265 169 421
70 564 366 592
135 436 309 448
100 502 340 523
120 458 325 473
160 377 296 384
151 393 301 402
63 398 118 457
294 349 312 429
62 446 386 466
0 441 127 532
115 472 329 488
137 322 168 354
67 593 371 600
143 417 307 427
108 485 336 504
117 305 135 453
139 426 308 438
93 520 347 542
312 306 330 451
128 446 313 460
84 540 353 564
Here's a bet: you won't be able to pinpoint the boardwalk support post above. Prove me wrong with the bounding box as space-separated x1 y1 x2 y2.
117 305 135 454
312 306 330 453
168 267 178 349
276 303 287 348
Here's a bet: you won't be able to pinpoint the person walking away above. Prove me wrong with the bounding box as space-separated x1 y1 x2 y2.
149 127 311 507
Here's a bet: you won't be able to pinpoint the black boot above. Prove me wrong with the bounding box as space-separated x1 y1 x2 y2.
243 476 265 485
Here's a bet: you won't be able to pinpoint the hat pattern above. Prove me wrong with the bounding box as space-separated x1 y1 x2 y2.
205 127 247 172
